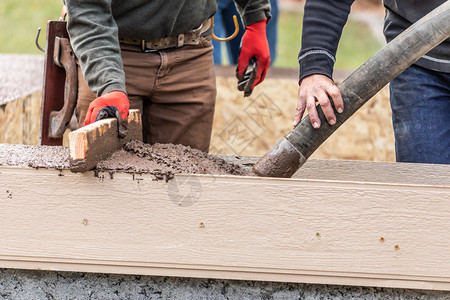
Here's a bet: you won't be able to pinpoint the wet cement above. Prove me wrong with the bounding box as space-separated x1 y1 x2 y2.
96 140 251 176
0 142 251 176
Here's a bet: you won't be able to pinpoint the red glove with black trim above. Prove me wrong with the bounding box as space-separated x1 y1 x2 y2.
84 91 129 138
236 18 270 97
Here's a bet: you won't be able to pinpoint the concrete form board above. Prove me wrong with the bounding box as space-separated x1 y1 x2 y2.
0 161 449 293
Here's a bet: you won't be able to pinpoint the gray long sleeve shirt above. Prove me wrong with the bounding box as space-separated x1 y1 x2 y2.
65 0 270 96
298 0 450 82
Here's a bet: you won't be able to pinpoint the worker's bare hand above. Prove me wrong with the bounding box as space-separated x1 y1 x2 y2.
293 74 343 128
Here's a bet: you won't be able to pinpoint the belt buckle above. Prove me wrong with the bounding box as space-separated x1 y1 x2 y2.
177 33 185 47
141 40 157 53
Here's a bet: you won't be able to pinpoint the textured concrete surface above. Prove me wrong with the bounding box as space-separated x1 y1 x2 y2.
0 269 449 300
0 54 43 105
0 144 69 169
0 143 248 175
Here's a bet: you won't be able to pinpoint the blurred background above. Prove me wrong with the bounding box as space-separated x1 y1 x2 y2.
0 0 395 162
0 0 383 69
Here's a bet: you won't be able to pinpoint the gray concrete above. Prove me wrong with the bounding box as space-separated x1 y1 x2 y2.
0 269 448 300
0 54 43 106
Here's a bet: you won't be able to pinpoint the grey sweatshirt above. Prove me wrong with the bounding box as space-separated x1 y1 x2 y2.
298 0 450 82
65 0 271 96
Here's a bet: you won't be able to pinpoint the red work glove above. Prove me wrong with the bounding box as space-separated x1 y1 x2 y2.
236 18 270 97
84 91 129 138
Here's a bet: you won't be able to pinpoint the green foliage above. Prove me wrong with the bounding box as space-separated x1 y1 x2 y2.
335 17 384 69
274 10 303 68
274 10 383 70
0 0 61 54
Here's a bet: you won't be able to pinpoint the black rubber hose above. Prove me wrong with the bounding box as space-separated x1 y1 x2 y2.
253 2 450 178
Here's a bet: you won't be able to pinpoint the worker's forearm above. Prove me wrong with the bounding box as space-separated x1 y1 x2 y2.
298 0 354 82
66 0 126 96
234 0 271 26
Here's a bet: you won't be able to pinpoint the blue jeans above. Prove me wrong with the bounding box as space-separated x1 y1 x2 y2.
389 64 450 164
212 0 278 65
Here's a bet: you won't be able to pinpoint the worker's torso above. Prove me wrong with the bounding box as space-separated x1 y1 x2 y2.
111 0 218 40
383 0 450 72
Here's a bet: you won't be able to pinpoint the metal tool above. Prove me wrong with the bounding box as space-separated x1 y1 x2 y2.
38 20 78 146
236 60 257 97
48 36 77 139
211 15 239 41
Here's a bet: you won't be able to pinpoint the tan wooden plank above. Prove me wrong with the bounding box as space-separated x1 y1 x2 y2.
0 92 41 145
0 260 448 291
68 109 142 171
0 165 449 290
292 159 450 185
220 155 450 186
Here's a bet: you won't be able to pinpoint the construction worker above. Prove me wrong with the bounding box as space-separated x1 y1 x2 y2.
65 1 271 153
294 0 449 164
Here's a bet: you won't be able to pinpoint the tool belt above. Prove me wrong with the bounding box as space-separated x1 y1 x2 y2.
119 19 212 52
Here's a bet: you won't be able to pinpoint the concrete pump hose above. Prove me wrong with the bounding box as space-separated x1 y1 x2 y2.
253 1 450 178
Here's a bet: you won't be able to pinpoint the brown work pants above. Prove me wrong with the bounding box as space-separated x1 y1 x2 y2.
76 36 216 152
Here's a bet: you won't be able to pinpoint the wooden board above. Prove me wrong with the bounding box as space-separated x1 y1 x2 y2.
68 109 142 172
221 155 450 186
0 91 41 145
0 160 449 290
